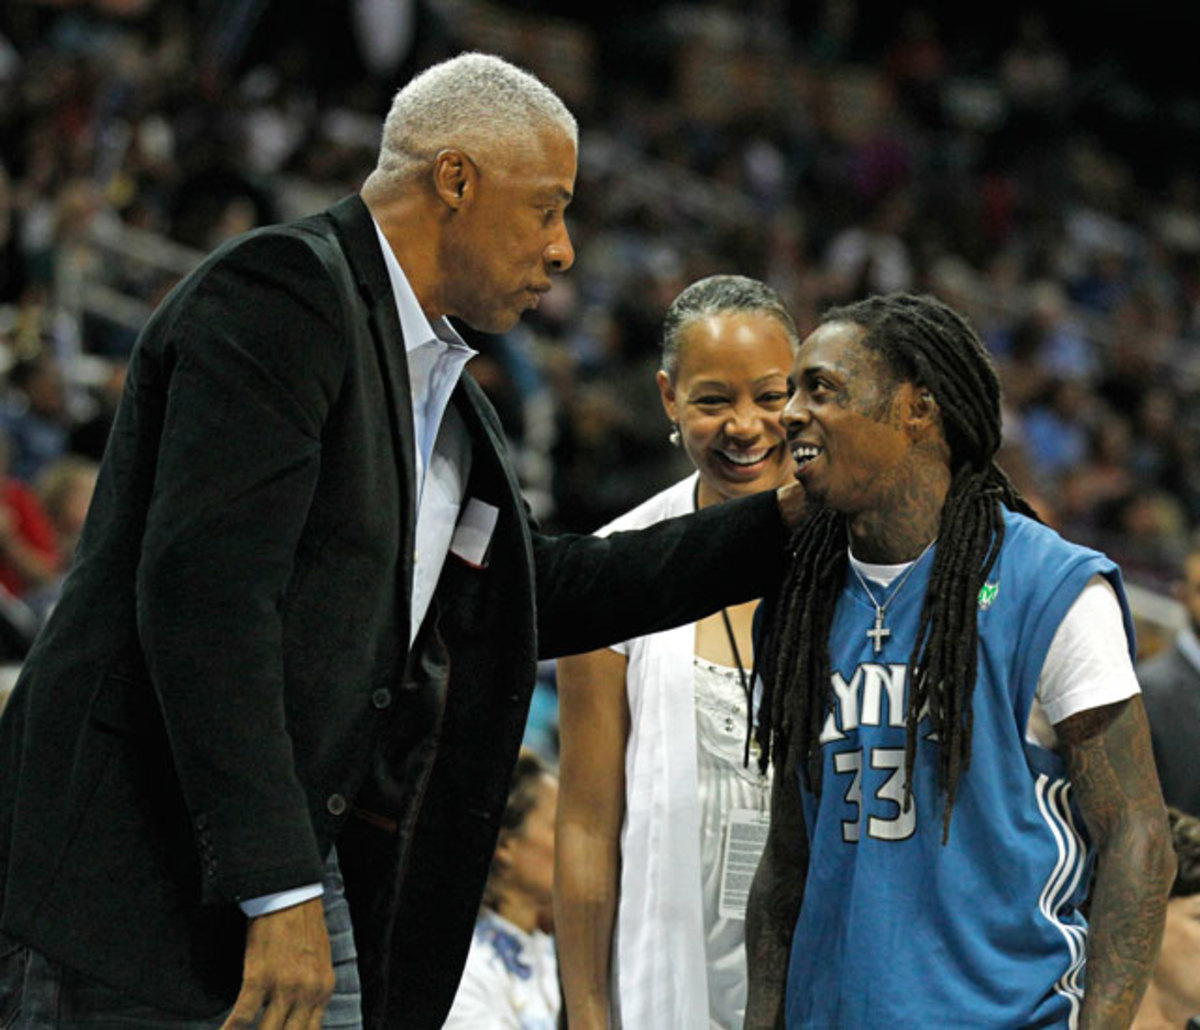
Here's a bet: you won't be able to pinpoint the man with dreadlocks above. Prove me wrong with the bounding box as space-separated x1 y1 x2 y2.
744 292 1175 1029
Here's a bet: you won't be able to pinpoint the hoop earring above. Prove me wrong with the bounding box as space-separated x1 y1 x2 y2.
668 424 681 447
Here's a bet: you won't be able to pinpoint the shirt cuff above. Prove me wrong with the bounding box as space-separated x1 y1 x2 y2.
239 883 324 918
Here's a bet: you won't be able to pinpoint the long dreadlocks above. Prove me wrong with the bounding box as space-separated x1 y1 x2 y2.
757 292 1039 841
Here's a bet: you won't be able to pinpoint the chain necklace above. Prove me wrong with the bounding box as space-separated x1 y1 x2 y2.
693 480 751 702
848 538 937 655
694 480 758 765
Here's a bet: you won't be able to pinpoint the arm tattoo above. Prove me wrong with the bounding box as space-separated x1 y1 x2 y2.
1059 697 1175 1030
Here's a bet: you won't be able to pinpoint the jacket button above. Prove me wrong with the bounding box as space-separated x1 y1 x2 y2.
326 793 347 816
371 688 392 710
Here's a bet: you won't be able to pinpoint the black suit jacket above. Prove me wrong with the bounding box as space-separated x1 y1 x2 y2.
0 195 786 1027
1136 634 1200 818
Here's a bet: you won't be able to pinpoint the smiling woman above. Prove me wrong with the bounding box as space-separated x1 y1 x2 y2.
555 274 799 1030
658 306 795 508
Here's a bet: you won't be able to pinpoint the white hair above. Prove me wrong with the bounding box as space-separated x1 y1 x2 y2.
373 52 577 183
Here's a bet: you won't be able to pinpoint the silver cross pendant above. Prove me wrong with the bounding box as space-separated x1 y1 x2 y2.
866 607 890 654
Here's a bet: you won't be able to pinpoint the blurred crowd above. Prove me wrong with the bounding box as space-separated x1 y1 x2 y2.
2 0 1200 660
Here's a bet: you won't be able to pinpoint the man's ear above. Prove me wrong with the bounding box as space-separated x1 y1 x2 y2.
908 386 941 435
432 148 476 209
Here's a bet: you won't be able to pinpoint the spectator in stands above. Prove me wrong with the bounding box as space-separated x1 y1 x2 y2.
22 453 97 620
1132 808 1200 1030
1020 377 1094 481
35 454 96 564
823 188 916 301
1137 531 1200 817
0 429 58 600
444 751 561 1030
67 359 126 463
2 352 71 485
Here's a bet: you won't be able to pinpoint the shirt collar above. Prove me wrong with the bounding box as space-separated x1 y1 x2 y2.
370 215 471 356
847 550 914 588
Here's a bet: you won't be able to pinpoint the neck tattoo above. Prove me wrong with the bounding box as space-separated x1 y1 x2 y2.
848 538 937 654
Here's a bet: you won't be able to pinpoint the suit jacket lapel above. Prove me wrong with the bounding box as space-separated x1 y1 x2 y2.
328 195 419 624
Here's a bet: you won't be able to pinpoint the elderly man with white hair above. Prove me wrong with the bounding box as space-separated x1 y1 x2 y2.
0 53 797 1030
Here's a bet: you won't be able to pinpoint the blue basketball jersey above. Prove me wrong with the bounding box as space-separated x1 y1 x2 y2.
785 511 1135 1029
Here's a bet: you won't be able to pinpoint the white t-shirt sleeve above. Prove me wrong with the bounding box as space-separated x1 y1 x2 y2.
1026 574 1140 748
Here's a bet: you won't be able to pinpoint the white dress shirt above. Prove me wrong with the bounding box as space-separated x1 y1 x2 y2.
241 216 476 917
